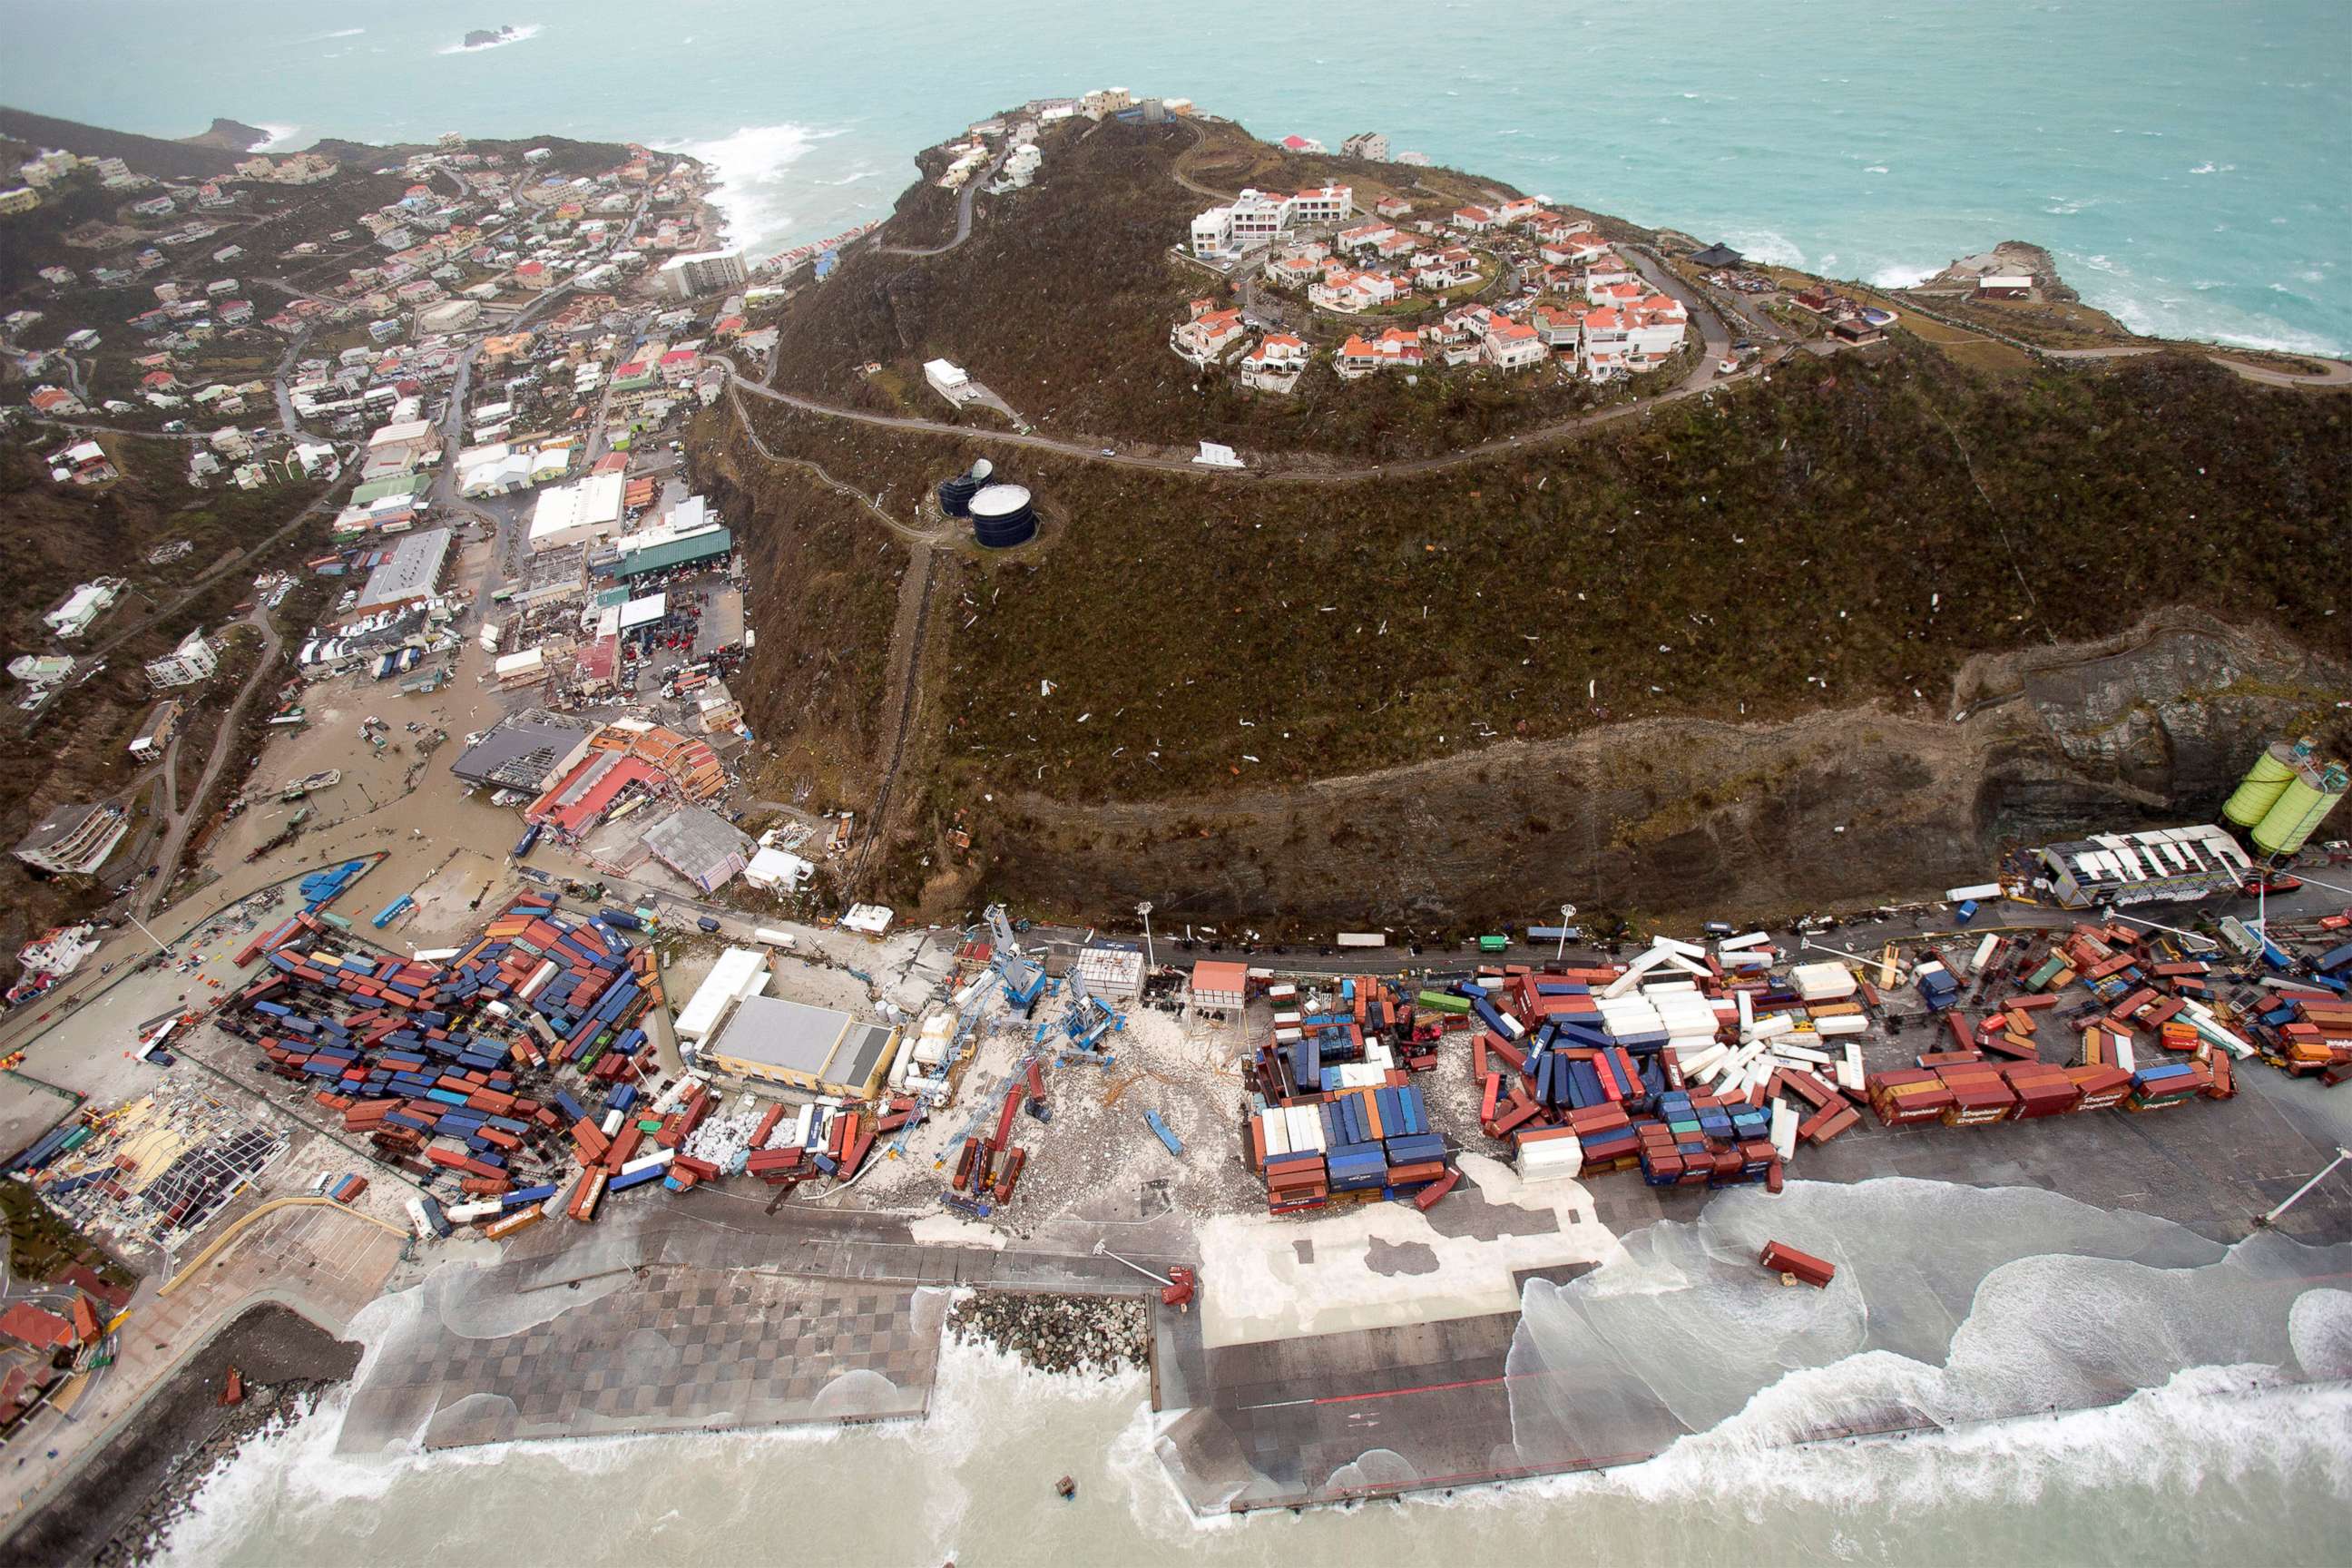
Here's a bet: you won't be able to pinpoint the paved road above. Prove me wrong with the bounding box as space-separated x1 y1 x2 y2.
140 601 286 916
879 150 1005 258
2041 343 2352 387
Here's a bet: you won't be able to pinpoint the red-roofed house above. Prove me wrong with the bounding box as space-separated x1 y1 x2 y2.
1483 316 1546 371
1171 306 1248 367
1451 205 1496 232
1335 328 1423 377
1240 333 1310 393
514 260 550 289
0 1302 72 1355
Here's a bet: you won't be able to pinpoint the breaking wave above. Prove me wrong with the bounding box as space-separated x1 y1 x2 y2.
658 122 848 259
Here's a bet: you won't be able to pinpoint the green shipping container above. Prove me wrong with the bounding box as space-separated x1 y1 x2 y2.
1416 990 1473 1014
1478 935 1509 954
2027 955 2068 991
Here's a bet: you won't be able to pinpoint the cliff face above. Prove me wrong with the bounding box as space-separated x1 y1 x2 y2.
956 611 2344 930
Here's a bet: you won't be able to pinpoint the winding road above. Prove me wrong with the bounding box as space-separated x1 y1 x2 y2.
716 251 1738 485
877 148 1004 258
138 599 285 916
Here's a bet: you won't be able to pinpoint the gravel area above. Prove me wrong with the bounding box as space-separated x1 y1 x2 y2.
946 1291 1151 1377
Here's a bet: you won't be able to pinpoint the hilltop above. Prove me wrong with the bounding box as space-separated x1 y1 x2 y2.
705 110 2352 926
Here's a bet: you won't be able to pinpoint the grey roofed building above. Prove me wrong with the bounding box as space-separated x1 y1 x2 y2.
450 708 594 792
1686 243 1746 269
642 803 753 892
347 525 454 622
702 994 898 1098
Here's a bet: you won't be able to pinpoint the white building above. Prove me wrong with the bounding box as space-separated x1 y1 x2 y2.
44 580 122 639
145 626 219 688
526 471 626 553
1240 333 1310 393
13 801 128 877
658 249 749 300
923 358 978 406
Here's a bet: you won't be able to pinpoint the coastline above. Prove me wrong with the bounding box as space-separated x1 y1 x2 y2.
0 1305 360 1568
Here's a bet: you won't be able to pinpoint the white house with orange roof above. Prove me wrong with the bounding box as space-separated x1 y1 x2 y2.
1263 253 1324 290
1532 300 1589 350
1579 306 1632 379
1240 333 1310 393
1335 328 1424 377
1583 255 1639 292
1494 196 1543 226
1171 303 1249 367
1310 267 1404 313
1289 185 1353 226
1451 205 1497 232
1374 195 1414 220
1414 247 1482 289
1374 231 1421 262
1483 315 1547 371
1337 221 1395 252
1540 231 1612 266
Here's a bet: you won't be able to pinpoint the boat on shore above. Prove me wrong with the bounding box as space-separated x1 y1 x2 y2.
279 769 340 801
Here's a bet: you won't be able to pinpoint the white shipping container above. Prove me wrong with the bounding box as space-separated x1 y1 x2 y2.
1260 1108 1292 1158
1336 932 1387 948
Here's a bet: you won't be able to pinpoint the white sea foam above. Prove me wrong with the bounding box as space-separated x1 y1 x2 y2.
1868 262 1936 289
1863 163 1890 174
302 26 365 43
2190 161 2238 174
659 122 846 259
1720 229 1805 269
249 123 302 152
436 23 543 55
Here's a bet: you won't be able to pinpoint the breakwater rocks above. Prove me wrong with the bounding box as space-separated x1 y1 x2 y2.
946 1291 1150 1377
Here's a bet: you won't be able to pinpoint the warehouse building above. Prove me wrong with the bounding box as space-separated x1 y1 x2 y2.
674 946 769 1046
702 994 898 1098
527 471 626 554
642 804 754 892
336 527 453 628
449 710 594 794
2032 824 2252 910
598 515 733 582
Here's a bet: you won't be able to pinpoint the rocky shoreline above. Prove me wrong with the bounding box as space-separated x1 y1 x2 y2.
1 1304 360 1568
93 1377 338 1568
946 1291 1151 1377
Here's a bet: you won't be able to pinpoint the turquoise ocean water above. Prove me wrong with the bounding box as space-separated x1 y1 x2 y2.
4 5 2350 1561
0 0 2346 354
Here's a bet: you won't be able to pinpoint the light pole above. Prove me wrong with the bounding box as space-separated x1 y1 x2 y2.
1555 903 1578 963
1136 901 1154 970
2255 1147 2351 1230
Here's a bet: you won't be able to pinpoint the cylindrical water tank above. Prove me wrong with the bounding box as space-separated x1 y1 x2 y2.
2251 763 2347 858
936 458 995 518
968 483 1037 548
2222 742 2298 827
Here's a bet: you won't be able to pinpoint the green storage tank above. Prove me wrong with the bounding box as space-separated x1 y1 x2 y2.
2222 742 2299 828
2251 763 2348 857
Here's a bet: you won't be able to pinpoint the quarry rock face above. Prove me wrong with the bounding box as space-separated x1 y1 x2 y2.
976 610 2344 928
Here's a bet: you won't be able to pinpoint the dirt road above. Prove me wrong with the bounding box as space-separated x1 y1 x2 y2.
139 601 284 916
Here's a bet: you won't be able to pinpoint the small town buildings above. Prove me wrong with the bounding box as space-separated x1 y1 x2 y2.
1976 274 2034 299
1340 132 1390 162
1262 253 1323 289
1451 206 1497 233
1310 268 1403 313
1373 195 1414 220
643 804 754 892
145 626 219 688
13 801 128 877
